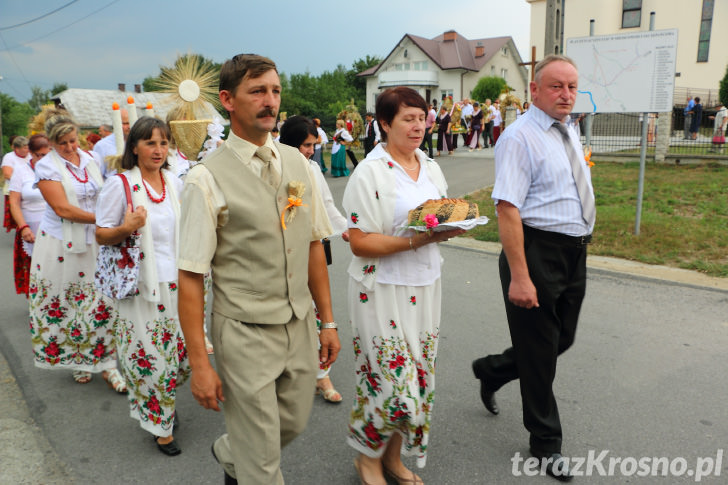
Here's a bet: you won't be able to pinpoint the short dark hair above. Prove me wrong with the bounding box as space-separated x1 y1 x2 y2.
120 117 171 170
375 87 427 142
28 134 49 154
279 115 317 149
219 53 278 95
695 97 701 103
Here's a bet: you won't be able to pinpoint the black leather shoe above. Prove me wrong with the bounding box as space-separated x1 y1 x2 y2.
211 443 238 485
480 384 499 415
154 436 181 456
531 451 574 482
472 361 499 415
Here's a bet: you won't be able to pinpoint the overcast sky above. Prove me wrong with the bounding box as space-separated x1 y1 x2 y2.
0 0 531 102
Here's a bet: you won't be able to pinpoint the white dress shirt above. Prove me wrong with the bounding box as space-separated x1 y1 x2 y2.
92 134 118 178
315 127 328 150
492 104 594 236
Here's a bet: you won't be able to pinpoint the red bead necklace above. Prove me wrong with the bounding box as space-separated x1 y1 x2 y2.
66 165 88 183
142 172 166 203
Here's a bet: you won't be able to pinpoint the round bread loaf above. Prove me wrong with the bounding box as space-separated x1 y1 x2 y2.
408 198 479 225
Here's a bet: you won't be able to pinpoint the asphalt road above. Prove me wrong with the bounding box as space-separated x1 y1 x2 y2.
2 148 727 484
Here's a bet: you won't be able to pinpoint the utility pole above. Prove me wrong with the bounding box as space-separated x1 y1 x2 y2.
544 0 565 55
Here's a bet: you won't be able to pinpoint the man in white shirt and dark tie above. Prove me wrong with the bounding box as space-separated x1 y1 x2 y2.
472 54 595 482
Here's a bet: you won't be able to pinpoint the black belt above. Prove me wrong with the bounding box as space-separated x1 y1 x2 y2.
523 225 592 247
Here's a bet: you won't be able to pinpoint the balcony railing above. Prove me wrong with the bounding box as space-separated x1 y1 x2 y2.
378 70 439 87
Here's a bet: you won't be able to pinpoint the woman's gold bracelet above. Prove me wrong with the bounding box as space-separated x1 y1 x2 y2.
409 237 416 251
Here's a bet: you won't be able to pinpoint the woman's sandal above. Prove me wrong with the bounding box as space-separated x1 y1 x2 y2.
72 371 92 384
103 368 128 394
316 379 343 403
383 466 424 485
153 435 181 456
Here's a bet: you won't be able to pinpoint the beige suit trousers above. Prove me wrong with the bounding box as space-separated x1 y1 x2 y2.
210 311 318 484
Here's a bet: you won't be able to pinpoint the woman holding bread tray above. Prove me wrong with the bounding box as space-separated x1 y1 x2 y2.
343 87 472 485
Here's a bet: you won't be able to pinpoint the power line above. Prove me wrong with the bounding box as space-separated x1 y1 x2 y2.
0 32 32 89
0 0 80 31
0 0 121 52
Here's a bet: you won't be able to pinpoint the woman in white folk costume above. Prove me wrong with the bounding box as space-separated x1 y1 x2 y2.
95 117 190 456
280 115 348 403
2 136 31 232
343 87 466 485
9 134 50 296
29 110 125 391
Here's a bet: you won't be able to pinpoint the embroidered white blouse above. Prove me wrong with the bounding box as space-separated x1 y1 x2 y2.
34 149 103 245
96 169 183 284
343 144 448 288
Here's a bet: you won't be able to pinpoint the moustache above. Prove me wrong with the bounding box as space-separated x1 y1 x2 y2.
257 108 277 118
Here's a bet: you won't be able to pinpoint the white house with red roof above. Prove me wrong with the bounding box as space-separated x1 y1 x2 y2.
357 30 529 111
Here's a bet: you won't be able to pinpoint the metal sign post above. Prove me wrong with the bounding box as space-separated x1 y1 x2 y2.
634 12 656 236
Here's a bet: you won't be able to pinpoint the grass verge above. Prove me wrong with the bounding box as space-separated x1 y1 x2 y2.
463 161 728 277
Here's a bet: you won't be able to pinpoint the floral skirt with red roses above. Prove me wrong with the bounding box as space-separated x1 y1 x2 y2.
346 278 441 469
116 282 190 437
29 232 117 372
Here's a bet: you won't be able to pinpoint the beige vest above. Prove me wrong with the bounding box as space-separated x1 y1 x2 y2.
204 141 312 324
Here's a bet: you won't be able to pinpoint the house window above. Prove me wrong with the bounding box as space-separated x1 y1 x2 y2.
490 66 495 75
413 61 429 71
501 47 508 56
621 0 642 28
697 0 714 62
501 69 508 81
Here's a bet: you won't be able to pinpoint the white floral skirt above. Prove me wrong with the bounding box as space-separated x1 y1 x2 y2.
346 277 441 468
29 231 117 372
116 281 190 437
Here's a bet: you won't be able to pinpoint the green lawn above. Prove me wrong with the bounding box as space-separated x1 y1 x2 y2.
463 161 728 277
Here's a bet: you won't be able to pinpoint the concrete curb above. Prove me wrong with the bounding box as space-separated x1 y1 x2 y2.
445 237 728 292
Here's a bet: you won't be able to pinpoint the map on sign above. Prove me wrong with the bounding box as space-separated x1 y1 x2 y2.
566 29 678 113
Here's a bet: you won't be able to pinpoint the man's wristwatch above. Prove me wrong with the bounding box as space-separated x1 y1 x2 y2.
321 322 338 330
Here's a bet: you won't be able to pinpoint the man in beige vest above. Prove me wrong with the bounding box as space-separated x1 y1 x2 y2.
178 53 340 484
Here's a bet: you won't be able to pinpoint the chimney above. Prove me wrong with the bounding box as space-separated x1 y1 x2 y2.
118 83 126 92
475 43 485 57
134 84 142 93
443 30 457 42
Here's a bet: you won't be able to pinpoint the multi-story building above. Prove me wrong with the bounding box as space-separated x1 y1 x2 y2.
526 0 727 97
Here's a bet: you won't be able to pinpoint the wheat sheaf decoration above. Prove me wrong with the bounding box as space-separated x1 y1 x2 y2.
154 54 221 160
154 54 221 120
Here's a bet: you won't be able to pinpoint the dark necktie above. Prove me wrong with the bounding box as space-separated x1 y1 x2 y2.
553 122 596 228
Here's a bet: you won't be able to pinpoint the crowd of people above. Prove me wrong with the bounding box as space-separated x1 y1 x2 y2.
3 52 596 484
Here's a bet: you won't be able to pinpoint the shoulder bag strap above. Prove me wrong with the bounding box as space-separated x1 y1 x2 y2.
116 173 133 211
